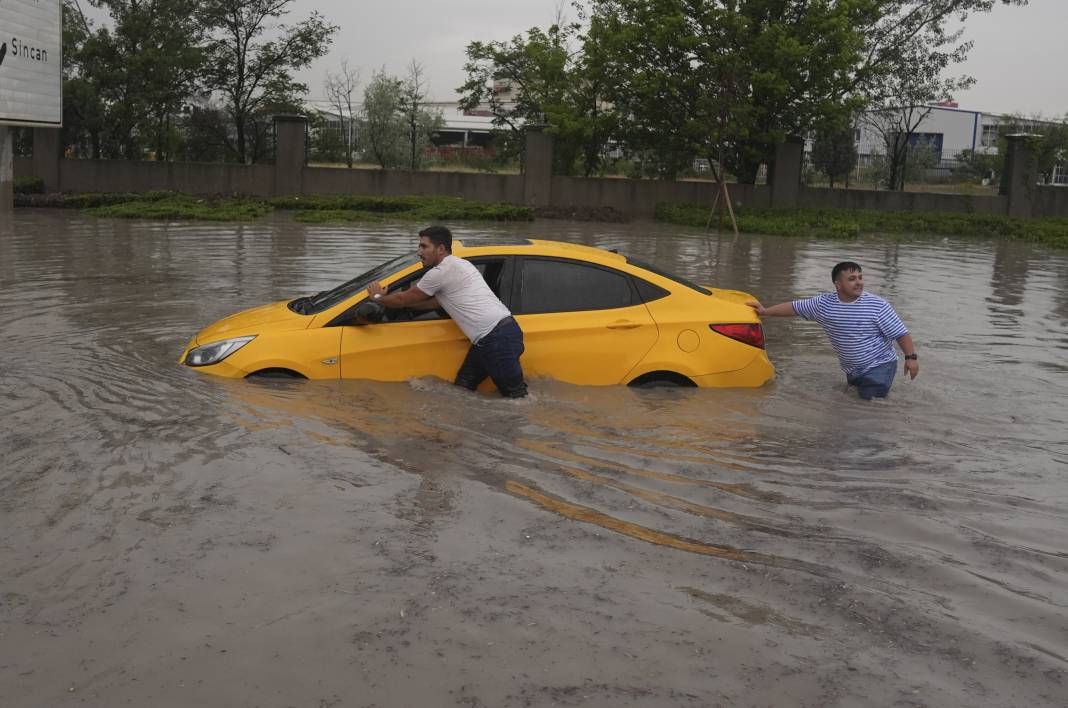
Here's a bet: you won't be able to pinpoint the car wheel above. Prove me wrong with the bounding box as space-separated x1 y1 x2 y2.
628 371 697 388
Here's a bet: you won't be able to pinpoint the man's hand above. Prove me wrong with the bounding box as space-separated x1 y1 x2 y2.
367 281 386 298
746 300 766 316
904 359 919 380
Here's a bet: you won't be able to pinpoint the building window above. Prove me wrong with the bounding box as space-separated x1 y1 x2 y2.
981 124 1000 147
1052 164 1068 185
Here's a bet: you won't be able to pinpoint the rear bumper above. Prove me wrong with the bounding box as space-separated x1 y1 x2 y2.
692 352 775 388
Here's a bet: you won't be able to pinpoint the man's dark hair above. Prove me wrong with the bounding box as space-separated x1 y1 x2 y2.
419 225 452 252
832 261 862 282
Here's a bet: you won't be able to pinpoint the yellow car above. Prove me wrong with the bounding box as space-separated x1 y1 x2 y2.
180 238 774 388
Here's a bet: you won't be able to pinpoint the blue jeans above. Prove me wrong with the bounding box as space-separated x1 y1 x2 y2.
847 360 897 400
455 317 527 398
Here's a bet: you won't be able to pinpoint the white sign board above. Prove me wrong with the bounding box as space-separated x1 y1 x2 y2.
0 0 62 127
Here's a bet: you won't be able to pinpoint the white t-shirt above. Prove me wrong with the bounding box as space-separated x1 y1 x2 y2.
415 255 511 343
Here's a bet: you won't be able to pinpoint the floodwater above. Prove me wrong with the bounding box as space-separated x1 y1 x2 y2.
1 209 1066 707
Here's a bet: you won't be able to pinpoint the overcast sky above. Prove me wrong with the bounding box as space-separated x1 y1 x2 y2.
291 0 1067 118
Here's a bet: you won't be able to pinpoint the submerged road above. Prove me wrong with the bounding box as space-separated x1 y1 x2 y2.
1 211 1066 706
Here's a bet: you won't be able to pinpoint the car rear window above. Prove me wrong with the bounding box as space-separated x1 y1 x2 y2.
626 257 711 295
516 258 635 314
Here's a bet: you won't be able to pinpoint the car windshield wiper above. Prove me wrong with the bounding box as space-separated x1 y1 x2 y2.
288 293 322 315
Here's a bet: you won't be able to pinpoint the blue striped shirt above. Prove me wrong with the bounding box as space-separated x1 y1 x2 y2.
792 292 908 377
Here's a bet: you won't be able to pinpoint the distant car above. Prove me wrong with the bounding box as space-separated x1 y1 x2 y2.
180 238 774 388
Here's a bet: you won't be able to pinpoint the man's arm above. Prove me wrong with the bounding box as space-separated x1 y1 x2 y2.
367 281 435 309
407 296 441 311
746 300 797 317
897 333 919 380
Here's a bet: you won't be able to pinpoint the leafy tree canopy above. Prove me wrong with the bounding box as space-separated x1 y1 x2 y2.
458 21 615 176
198 0 337 163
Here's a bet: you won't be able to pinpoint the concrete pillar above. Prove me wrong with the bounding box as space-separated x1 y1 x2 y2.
1002 133 1040 218
523 125 553 207
770 134 804 209
0 127 12 215
273 114 307 196
33 128 62 193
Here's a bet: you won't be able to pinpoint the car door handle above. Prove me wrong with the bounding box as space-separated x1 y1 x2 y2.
606 320 642 330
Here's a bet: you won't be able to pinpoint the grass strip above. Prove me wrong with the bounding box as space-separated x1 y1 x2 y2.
87 194 272 221
656 202 1068 249
45 191 533 223
276 195 535 222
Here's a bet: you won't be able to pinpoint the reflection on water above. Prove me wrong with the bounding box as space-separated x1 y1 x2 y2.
2 210 1067 706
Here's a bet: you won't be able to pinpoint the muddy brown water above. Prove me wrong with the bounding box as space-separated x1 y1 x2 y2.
1 209 1066 707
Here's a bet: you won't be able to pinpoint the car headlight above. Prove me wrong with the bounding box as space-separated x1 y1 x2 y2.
184 336 256 367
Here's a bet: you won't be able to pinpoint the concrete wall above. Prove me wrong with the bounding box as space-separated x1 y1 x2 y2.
1035 186 1068 218
552 176 769 215
302 166 524 204
799 186 1008 215
15 141 1068 219
55 159 274 195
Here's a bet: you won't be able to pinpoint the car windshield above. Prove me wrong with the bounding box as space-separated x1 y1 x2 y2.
625 257 711 295
288 252 422 315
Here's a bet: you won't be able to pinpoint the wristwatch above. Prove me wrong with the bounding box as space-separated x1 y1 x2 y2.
372 293 383 301
904 354 918 360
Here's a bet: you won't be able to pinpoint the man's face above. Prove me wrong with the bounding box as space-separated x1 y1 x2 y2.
417 236 446 268
834 268 864 301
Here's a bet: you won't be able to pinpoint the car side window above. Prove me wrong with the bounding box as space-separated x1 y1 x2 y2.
382 258 507 323
516 258 635 314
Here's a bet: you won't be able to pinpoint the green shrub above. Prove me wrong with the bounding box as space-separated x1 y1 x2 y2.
269 195 415 212
287 195 534 223
87 195 271 221
656 201 1068 249
13 177 45 194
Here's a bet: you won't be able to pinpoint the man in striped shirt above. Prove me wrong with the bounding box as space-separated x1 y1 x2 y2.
747 261 919 399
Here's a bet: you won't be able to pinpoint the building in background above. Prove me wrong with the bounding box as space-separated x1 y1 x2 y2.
854 101 1068 185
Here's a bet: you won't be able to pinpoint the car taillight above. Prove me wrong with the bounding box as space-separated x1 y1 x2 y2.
709 323 765 349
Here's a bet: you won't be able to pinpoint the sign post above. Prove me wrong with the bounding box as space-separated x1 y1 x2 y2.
0 0 63 213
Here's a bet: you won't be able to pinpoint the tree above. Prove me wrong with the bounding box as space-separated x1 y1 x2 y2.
61 1 104 157
308 112 347 163
458 20 615 176
850 1 1020 190
324 60 360 167
585 0 865 182
811 128 858 188
398 61 444 170
849 1 1028 106
362 69 405 168
955 148 1000 184
179 102 230 162
1031 122 1068 185
989 114 1068 185
857 105 935 190
584 0 1028 183
199 0 337 163
63 0 205 159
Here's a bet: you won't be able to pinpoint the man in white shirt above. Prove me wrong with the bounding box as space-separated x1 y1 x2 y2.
367 226 528 397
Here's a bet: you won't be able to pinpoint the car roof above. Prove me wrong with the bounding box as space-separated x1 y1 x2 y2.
454 238 627 266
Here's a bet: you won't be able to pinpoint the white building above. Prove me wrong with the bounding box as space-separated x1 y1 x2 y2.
854 102 1068 183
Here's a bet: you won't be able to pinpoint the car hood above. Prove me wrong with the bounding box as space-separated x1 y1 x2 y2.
194 300 310 344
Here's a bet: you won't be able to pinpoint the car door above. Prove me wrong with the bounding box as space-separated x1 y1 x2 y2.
337 257 512 382
512 257 658 385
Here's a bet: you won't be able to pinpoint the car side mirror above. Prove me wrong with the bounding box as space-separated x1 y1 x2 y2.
351 300 385 325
